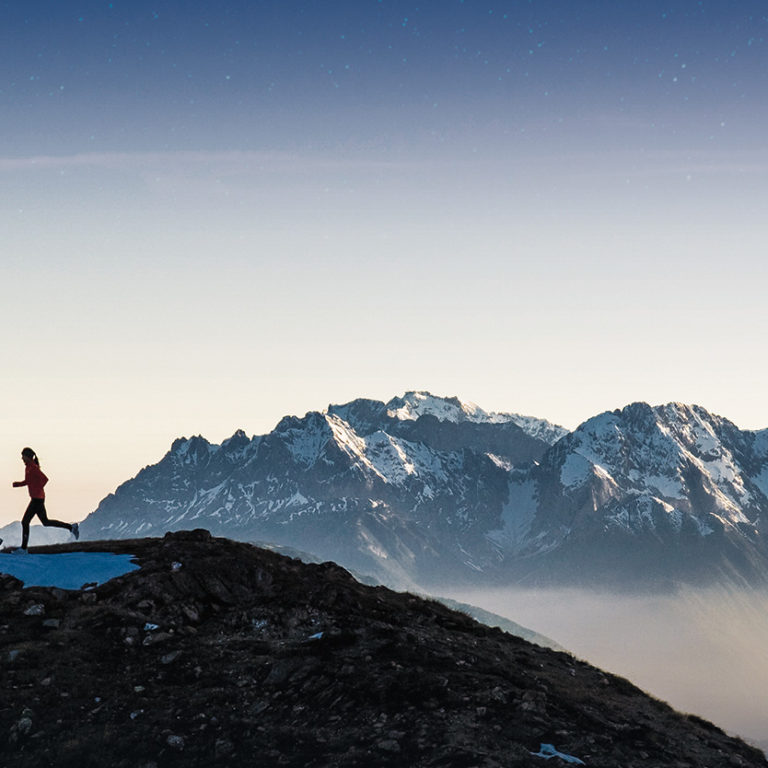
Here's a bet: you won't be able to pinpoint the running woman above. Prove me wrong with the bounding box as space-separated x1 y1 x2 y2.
12 447 79 552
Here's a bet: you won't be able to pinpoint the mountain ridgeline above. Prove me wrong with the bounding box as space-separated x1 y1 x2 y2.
80 393 768 590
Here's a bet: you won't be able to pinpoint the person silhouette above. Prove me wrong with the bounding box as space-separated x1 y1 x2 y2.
12 447 79 553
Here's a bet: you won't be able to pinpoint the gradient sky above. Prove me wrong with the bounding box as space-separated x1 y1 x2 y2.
2 1 767 525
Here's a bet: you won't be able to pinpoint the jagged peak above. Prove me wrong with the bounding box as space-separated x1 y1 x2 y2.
326 396 386 414
170 434 212 453
385 391 510 425
221 428 254 446
274 409 330 434
580 402 723 436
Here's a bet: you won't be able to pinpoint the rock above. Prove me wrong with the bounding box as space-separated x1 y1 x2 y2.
142 631 172 646
377 738 401 753
215 738 234 757
166 734 185 750
17 716 33 735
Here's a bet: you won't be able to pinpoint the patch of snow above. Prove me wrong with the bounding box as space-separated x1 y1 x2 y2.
282 414 334 466
286 491 310 507
751 463 768 500
0 552 140 590
489 478 538 551
607 496 670 533
486 453 513 471
364 430 451 487
326 414 368 459
633 471 684 500
531 743 585 765
357 527 390 560
560 453 592 488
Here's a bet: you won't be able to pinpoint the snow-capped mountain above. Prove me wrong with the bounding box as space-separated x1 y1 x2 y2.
80 393 559 587
489 402 768 586
79 394 768 589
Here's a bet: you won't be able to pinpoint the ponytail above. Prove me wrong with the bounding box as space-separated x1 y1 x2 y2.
21 447 40 466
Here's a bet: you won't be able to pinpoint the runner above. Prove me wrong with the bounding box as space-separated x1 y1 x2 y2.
12 447 79 553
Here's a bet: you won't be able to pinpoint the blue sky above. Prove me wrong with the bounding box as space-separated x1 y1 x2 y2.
2 1 767 525
4 1 767 154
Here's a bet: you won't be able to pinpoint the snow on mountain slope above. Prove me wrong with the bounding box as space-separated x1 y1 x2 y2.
383 391 568 445
504 413 569 446
363 430 453 488
81 395 534 586
487 402 768 586
386 391 511 424
554 403 761 528
79 395 768 589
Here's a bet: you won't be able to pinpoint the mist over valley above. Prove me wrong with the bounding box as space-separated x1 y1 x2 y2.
446 583 768 747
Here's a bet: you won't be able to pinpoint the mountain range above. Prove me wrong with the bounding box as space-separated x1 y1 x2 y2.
79 392 768 590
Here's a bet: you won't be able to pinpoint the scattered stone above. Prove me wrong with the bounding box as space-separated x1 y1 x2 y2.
377 738 401 753
16 715 33 736
166 734 185 750
142 631 172 646
214 738 234 757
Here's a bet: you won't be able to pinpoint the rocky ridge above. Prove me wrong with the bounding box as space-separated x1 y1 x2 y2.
1 531 765 768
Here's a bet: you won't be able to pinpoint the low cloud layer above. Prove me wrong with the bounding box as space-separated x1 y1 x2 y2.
448 584 768 745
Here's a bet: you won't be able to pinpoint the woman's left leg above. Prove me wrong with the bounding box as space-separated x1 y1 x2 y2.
34 500 73 533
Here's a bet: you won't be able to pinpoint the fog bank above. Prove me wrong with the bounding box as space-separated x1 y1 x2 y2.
447 584 768 745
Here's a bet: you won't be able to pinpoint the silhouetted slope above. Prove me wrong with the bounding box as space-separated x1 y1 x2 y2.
1 531 764 767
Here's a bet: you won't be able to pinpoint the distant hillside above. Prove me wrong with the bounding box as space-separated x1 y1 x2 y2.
0 522 71 549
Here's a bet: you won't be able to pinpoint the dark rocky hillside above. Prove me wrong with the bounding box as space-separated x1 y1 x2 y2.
1 531 765 768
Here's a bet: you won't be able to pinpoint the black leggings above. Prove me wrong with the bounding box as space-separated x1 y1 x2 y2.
21 498 72 549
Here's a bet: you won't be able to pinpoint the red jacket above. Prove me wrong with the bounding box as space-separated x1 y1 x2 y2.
19 463 48 499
